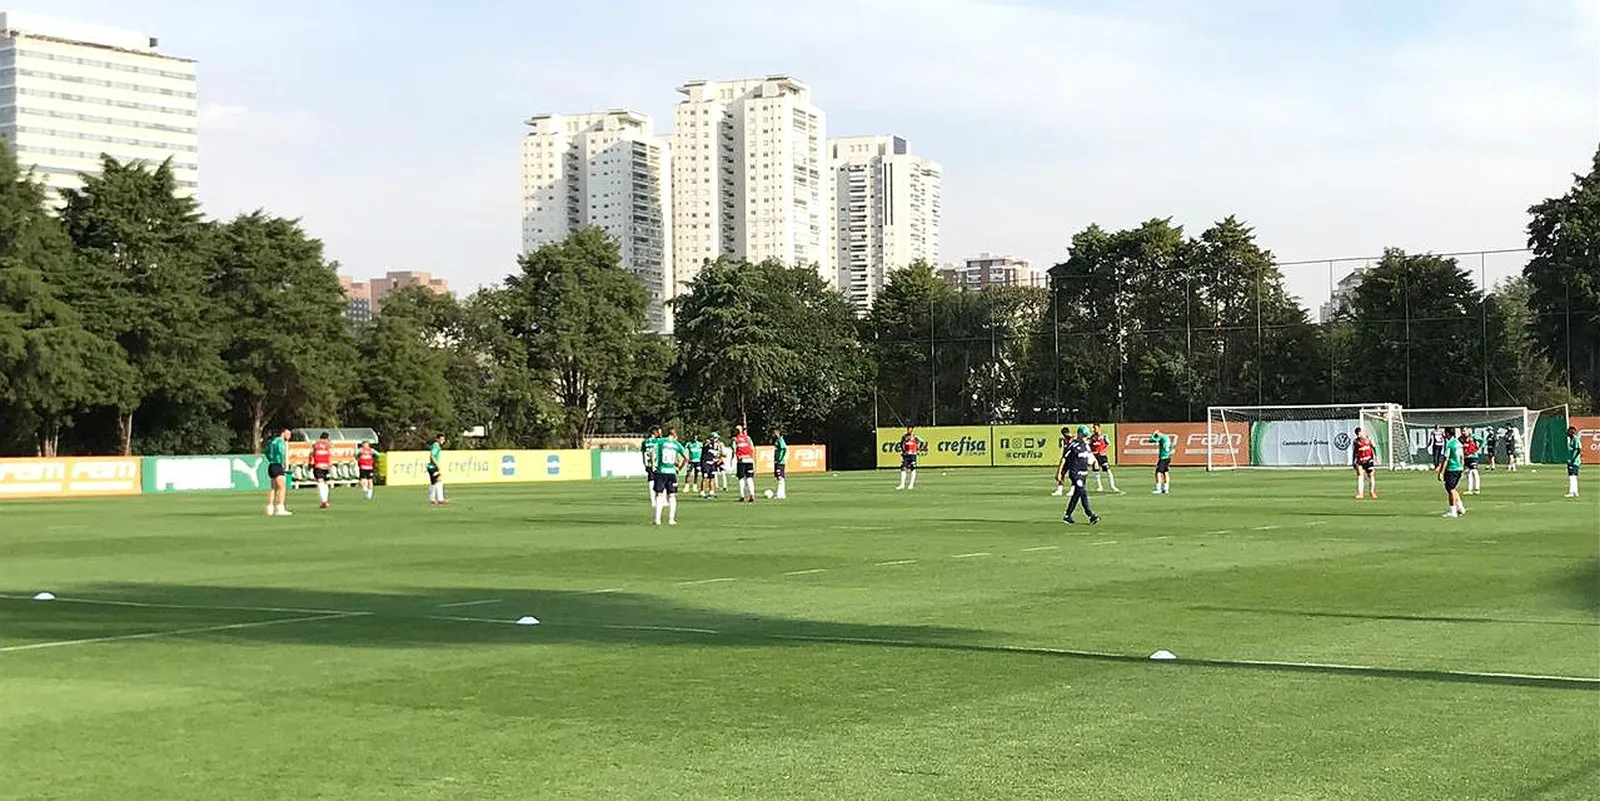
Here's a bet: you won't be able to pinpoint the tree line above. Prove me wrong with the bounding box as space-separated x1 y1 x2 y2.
1 144 1595 467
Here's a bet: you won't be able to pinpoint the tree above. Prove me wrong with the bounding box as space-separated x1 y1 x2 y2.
0 143 115 456
1525 147 1600 411
348 312 455 449
56 157 227 454
1483 277 1583 409
1343 249 1483 407
213 212 356 452
501 229 667 447
864 259 949 425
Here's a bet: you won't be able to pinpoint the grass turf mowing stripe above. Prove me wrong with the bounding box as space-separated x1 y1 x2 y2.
0 594 362 616
0 611 369 654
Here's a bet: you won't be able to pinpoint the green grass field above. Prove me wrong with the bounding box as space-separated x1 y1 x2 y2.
2 467 1596 800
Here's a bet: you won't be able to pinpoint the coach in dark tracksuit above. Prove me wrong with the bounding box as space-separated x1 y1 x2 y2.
1061 425 1100 525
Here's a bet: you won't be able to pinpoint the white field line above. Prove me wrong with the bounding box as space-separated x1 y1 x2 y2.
1205 530 1232 535
0 594 359 616
584 588 624 595
1021 546 1060 553
0 611 368 654
1305 521 1329 528
676 578 737 586
1091 540 1118 546
1252 525 1282 531
952 552 992 559
435 598 503 609
783 569 828 576
875 559 917 566
429 615 718 636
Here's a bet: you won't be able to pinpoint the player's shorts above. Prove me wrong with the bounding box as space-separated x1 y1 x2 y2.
1067 472 1087 489
426 465 441 485
1443 470 1462 491
1464 456 1479 470
774 464 786 479
1569 463 1581 477
644 467 656 483
901 453 918 470
701 459 717 476
1356 460 1375 475
652 473 678 495
1094 454 1110 471
268 463 286 480
358 468 374 481
312 467 330 481
1155 458 1171 475
736 461 755 479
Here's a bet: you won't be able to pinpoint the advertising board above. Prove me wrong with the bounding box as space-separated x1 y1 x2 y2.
143 455 268 493
875 426 991 468
1250 420 1361 467
990 424 1116 467
1116 423 1249 467
0 457 143 499
382 450 593 486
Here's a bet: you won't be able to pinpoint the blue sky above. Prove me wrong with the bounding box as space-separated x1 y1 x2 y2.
20 0 1600 307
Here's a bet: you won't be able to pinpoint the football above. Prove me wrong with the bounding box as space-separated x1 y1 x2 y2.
763 489 774 499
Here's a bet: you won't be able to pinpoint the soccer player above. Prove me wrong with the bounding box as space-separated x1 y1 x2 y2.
1505 426 1522 471
772 427 789 500
1566 425 1583 498
716 435 731 492
427 433 448 506
1435 426 1465 517
686 435 702 486
651 428 688 525
265 427 292 516
1430 427 1446 470
1351 428 1378 499
1052 426 1070 496
1060 426 1100 525
699 433 720 499
1148 429 1175 494
356 440 377 501
311 432 335 509
1090 423 1119 493
1461 429 1482 495
895 425 920 490
1483 427 1499 471
642 426 661 503
733 425 757 502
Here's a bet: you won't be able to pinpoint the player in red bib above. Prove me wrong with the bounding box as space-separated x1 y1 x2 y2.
356 440 377 501
732 425 758 503
1460 429 1482 495
311 432 334 509
1089 423 1120 493
1352 427 1377 499
896 426 920 490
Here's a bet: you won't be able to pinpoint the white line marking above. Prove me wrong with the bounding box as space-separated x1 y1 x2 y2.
0 595 358 616
1252 525 1281 531
601 623 719 635
436 598 503 609
47 525 87 531
875 559 917 566
952 552 991 559
1305 521 1329 528
1205 530 1231 535
0 612 367 654
783 569 828 576
1148 536 1171 541
1091 540 1118 546
430 615 718 636
1022 546 1059 553
677 578 737 586
584 588 624 595
1476 540 1501 545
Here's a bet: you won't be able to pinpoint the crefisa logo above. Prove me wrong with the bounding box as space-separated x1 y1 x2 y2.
501 455 516 476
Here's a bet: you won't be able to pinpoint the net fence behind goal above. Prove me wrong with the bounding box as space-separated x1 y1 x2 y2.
1364 406 1540 470
1206 404 1401 470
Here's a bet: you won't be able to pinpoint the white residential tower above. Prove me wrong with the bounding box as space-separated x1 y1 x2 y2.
671 76 832 295
0 12 198 197
831 135 941 310
521 110 673 332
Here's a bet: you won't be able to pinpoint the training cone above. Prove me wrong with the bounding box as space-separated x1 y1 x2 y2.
1149 650 1177 661
32 592 56 601
515 616 540 626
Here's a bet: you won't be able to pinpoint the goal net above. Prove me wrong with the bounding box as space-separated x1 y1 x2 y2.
1206 404 1401 470
1361 406 1541 470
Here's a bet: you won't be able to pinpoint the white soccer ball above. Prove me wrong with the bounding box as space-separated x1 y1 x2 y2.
763 489 774 499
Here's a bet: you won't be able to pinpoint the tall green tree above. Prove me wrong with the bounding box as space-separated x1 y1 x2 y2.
501 229 667 447
1342 249 1483 407
1524 147 1600 411
349 311 455 449
864 259 949 426
1483 277 1583 409
56 157 227 454
213 211 356 452
0 143 118 456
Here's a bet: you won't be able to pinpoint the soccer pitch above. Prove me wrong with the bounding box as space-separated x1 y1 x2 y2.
2 469 1596 800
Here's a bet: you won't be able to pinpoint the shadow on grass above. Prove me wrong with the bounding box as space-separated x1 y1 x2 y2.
1560 559 1600 614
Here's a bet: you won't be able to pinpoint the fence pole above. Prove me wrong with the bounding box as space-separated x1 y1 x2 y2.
1480 251 1489 404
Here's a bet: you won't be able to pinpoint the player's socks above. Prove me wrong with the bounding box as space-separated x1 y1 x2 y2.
266 504 276 516
318 483 329 504
668 495 677 524
776 479 786 499
1570 476 1580 496
1356 476 1365 498
908 472 917 489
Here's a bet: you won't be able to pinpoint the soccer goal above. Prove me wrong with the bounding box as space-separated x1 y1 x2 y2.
1205 404 1402 470
1364 406 1545 470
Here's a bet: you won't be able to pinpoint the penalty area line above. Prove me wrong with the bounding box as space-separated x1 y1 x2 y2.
0 611 369 654
435 598 504 609
0 594 362 616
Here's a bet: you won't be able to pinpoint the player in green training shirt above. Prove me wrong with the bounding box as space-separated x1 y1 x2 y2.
772 427 788 500
1565 425 1583 498
651 428 688 525
427 434 448 506
687 436 703 487
1147 430 1176 494
642 425 661 504
1435 426 1465 517
265 427 292 516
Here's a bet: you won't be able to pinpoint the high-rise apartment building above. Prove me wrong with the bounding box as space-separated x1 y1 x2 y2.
0 12 198 197
521 110 673 331
671 76 831 295
831 135 941 310
340 271 452 322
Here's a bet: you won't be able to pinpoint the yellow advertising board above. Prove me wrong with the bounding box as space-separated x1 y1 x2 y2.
755 444 828 474
0 457 143 500
990 424 1117 467
875 426 992 468
382 450 593 486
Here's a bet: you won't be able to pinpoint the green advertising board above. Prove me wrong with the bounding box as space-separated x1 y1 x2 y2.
141 455 270 494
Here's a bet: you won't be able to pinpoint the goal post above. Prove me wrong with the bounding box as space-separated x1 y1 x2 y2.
1205 404 1401 470
1383 406 1541 470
